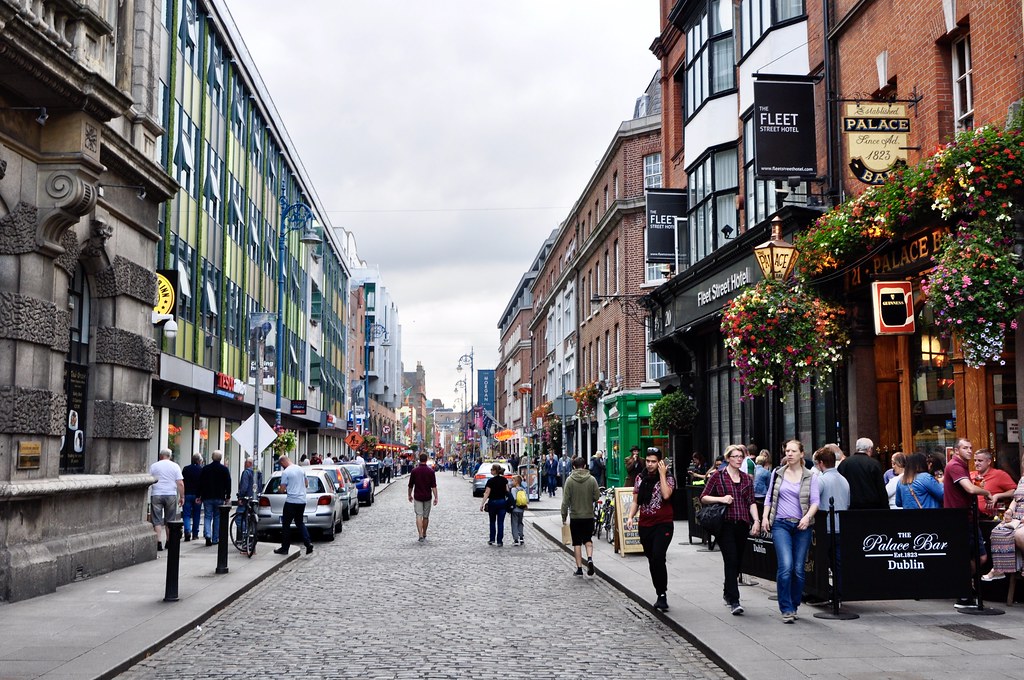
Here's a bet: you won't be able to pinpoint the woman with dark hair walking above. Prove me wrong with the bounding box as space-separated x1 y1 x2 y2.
480 464 510 546
700 444 759 615
625 447 676 611
761 439 819 623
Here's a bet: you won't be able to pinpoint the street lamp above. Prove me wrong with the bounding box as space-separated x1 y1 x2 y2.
364 320 389 434
275 187 320 427
754 214 800 281
457 348 474 455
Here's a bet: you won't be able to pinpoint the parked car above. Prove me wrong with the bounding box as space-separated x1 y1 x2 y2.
342 463 376 505
472 461 514 497
256 469 344 540
309 464 359 520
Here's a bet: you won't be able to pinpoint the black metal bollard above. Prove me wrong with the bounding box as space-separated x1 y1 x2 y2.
164 519 184 602
216 504 230 574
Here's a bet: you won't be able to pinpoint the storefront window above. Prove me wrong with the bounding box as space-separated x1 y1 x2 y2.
991 372 1019 478
168 411 193 465
911 307 955 457
707 341 747 458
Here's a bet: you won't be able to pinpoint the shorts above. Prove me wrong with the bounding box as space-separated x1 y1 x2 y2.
151 495 178 526
569 518 595 546
414 499 432 518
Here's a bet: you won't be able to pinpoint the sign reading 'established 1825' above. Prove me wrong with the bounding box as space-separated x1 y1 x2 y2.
844 102 910 185
838 509 971 601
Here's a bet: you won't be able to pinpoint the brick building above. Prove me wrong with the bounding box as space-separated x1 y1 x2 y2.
647 0 1024 472
525 74 672 485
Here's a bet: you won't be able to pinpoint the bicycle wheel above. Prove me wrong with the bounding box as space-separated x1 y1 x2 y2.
240 507 258 557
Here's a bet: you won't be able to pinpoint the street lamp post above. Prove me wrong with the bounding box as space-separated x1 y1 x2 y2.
275 187 320 427
363 319 389 436
457 348 474 456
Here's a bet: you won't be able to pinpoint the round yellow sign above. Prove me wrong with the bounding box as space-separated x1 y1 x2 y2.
155 272 175 315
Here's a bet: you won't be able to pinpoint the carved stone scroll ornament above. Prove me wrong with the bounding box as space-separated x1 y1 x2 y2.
36 168 98 256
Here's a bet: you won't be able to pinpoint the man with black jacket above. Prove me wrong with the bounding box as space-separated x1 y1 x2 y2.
198 450 232 546
838 437 888 510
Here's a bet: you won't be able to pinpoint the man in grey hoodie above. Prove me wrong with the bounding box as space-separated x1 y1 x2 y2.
561 456 600 576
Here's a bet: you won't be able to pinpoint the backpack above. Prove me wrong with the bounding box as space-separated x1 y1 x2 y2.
515 489 528 507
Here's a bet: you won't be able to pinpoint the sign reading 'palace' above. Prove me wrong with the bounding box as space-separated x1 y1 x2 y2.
844 103 910 185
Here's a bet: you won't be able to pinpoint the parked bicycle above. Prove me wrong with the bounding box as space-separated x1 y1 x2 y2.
593 486 616 542
229 497 258 557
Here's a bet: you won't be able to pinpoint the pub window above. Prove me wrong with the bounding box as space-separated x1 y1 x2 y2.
952 35 973 131
911 306 956 457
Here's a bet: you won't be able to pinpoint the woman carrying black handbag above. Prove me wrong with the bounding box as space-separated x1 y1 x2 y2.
700 444 759 616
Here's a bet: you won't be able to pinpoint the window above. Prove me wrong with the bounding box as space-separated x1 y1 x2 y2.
743 116 807 228
952 35 973 131
643 153 663 189
685 0 735 118
687 146 739 266
613 240 620 292
740 0 805 55
202 145 222 218
207 41 223 106
174 111 195 195
613 171 619 199
646 326 666 381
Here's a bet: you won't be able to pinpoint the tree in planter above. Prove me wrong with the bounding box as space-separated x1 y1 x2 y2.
650 390 699 435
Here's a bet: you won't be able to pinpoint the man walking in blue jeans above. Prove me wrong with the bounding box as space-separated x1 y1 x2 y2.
181 453 203 542
197 450 231 546
274 455 313 555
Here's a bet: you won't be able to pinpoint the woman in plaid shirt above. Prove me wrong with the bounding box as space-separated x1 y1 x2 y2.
700 444 760 615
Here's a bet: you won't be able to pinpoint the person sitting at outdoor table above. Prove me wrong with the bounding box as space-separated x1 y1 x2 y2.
982 474 1024 581
971 449 1017 519
687 452 707 482
894 453 944 509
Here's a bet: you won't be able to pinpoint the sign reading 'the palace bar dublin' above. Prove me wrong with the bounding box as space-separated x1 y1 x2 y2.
838 509 971 601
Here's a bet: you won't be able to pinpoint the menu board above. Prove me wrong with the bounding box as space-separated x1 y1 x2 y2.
614 487 644 555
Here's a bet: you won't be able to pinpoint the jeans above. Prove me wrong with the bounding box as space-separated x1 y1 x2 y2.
183 494 200 537
509 509 524 541
281 501 312 549
718 520 750 606
638 522 674 596
546 475 557 496
488 499 507 544
202 499 223 542
772 518 812 614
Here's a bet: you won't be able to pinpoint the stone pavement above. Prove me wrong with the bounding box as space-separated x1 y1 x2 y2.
530 508 1024 680
114 472 729 680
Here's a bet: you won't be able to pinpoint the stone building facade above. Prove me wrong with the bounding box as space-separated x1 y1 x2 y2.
0 0 177 601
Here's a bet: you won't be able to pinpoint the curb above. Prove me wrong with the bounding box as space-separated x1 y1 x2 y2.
530 519 745 680
96 549 300 680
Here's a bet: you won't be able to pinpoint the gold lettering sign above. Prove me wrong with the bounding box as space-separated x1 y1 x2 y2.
844 103 910 185
155 272 175 316
17 441 41 470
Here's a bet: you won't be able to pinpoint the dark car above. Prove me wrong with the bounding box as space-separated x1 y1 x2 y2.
342 463 375 505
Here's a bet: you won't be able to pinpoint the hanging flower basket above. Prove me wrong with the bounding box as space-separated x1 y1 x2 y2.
269 426 297 456
571 382 599 418
922 218 1024 367
721 279 850 400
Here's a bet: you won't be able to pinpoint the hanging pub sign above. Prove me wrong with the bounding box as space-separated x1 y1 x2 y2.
753 76 817 179
838 509 970 600
844 102 910 184
645 188 688 266
871 281 915 335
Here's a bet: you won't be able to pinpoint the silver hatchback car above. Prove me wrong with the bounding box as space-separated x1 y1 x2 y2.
256 469 344 541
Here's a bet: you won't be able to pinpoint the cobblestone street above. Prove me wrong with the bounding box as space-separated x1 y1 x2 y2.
116 474 729 679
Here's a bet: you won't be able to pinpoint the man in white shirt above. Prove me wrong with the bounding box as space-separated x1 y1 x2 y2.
274 456 313 555
149 448 184 551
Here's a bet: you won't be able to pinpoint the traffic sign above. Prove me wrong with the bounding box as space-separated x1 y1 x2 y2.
552 394 577 418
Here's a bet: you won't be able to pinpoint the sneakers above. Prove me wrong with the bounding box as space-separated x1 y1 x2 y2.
273 547 289 555
731 603 744 616
205 538 213 547
954 597 978 609
488 541 494 545
574 567 584 576
587 558 595 576
782 611 796 623
305 544 314 555
654 594 669 611
513 540 519 546
981 571 1005 582
418 536 425 543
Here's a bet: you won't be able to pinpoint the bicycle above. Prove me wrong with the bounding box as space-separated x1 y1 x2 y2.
594 487 616 542
593 487 607 539
229 497 259 557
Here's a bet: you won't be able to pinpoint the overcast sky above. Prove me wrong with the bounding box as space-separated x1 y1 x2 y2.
223 0 660 411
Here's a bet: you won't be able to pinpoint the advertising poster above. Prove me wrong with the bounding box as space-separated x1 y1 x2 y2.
61 362 88 473
614 487 644 555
